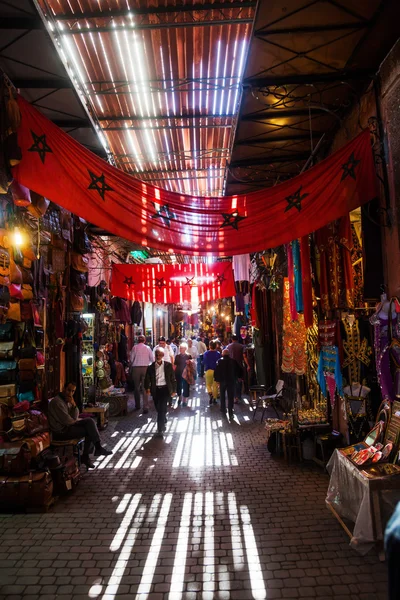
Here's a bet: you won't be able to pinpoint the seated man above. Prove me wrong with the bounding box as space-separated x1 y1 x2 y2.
48 381 112 469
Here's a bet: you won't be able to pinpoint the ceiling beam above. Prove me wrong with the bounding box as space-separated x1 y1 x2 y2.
0 17 42 30
236 132 323 145
230 153 310 167
13 78 72 89
55 2 257 19
241 107 327 121
255 22 369 36
243 70 372 87
98 114 234 122
60 18 253 34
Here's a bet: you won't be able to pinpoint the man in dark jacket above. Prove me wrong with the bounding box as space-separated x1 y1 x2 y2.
214 349 241 419
144 348 177 437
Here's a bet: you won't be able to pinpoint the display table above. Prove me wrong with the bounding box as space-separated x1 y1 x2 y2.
326 449 400 557
100 394 128 417
83 403 109 430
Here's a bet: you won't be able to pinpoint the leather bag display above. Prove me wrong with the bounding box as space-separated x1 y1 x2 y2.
0 322 14 341
0 471 53 508
10 259 22 284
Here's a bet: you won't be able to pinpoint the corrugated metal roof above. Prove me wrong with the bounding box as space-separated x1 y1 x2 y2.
36 0 256 196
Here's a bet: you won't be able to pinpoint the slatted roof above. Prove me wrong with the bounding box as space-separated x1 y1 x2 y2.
32 0 255 196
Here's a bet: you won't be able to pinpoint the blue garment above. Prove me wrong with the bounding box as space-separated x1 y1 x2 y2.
317 345 343 397
292 240 304 312
203 350 221 371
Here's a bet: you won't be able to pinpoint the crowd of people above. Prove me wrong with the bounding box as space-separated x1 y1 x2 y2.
129 333 252 435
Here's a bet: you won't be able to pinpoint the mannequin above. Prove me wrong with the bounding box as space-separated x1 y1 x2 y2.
343 382 371 398
372 293 397 321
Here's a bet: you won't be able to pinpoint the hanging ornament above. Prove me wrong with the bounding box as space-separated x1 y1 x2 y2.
269 275 279 292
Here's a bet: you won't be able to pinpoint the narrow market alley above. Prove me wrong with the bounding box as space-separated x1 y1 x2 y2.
0 384 388 600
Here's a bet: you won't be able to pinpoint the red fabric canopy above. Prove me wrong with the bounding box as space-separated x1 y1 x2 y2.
111 262 235 303
13 96 377 256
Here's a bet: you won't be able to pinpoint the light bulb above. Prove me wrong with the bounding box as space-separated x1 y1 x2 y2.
13 227 23 247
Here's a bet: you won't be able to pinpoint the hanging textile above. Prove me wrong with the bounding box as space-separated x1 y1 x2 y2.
12 96 377 256
232 254 250 282
286 244 298 321
292 239 304 313
111 261 235 303
317 346 343 401
281 278 307 375
300 235 313 328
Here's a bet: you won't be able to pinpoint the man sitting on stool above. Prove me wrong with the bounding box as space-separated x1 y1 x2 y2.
48 381 112 469
145 348 176 438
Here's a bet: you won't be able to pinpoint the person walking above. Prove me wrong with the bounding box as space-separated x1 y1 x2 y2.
153 336 174 364
227 334 244 403
187 339 198 380
214 349 242 420
145 348 176 438
196 336 207 377
48 382 112 469
129 335 154 413
174 342 192 406
203 340 221 405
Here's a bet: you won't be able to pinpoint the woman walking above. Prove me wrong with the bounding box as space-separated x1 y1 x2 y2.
174 342 192 406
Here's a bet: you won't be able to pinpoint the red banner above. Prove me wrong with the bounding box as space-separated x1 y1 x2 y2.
13 96 377 256
111 262 235 304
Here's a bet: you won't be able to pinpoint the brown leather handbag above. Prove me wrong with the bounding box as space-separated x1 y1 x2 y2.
27 192 50 218
0 443 31 474
10 259 22 284
71 252 89 273
0 471 53 508
10 180 31 207
70 291 84 312
0 341 14 360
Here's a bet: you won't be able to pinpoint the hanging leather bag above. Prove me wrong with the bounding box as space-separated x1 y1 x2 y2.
0 322 14 342
27 192 50 219
70 291 84 312
0 341 14 360
0 361 17 383
7 301 21 322
10 259 22 284
71 253 89 273
70 268 86 292
10 180 31 207
0 444 31 474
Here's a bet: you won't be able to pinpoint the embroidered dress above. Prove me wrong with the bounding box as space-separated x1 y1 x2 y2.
317 346 343 405
281 278 307 375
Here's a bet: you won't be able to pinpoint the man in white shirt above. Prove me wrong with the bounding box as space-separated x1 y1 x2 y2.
196 336 207 377
144 348 176 438
129 335 154 413
153 336 174 364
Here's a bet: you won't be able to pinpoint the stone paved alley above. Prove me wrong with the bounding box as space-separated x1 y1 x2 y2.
0 383 388 600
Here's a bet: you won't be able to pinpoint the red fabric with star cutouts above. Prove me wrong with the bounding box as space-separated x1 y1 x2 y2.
13 96 377 256
111 262 235 303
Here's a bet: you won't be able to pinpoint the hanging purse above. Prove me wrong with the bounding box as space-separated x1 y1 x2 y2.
20 301 33 322
22 257 32 269
71 253 89 273
0 361 17 383
9 283 23 300
19 324 36 358
70 291 84 312
19 358 36 372
21 266 33 285
21 285 33 301
22 244 36 263
0 322 14 341
7 301 21 322
27 192 50 219
10 258 22 284
10 180 31 207
0 341 14 360
0 246 10 287
70 268 87 292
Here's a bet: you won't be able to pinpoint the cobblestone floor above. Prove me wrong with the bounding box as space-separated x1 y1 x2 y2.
0 381 388 600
